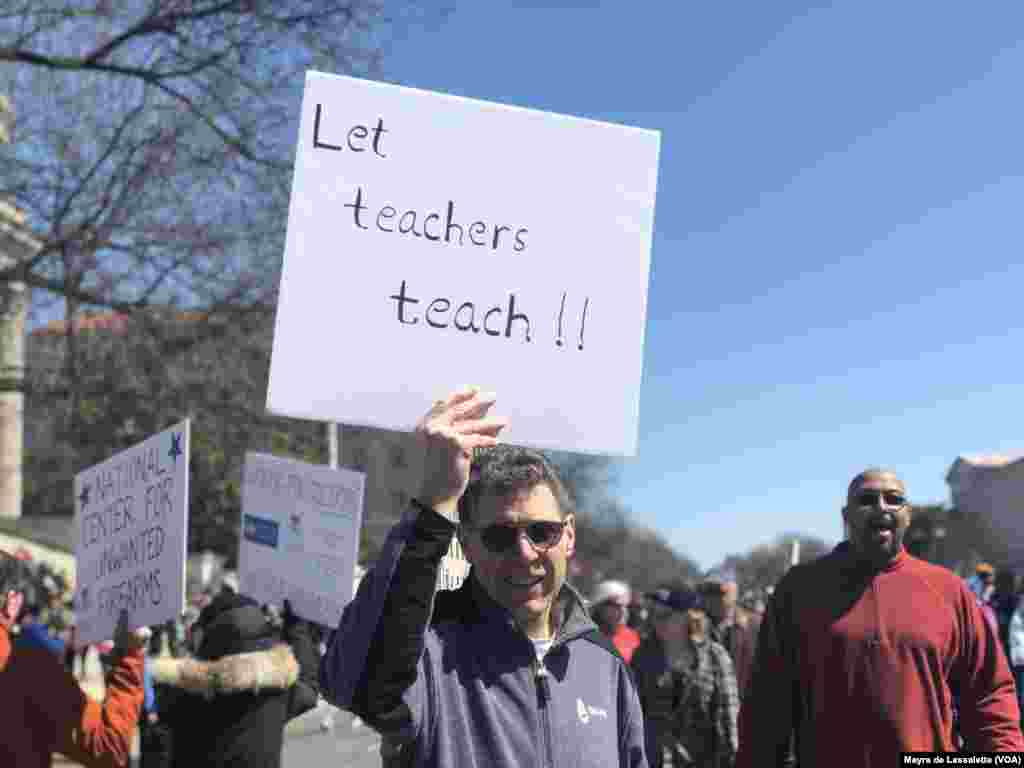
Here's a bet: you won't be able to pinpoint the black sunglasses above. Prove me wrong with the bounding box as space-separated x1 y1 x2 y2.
854 490 908 508
467 520 567 554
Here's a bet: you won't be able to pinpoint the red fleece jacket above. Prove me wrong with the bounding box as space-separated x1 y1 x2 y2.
0 625 144 768
737 544 1023 767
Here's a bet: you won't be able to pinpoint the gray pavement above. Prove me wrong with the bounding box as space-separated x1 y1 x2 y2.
282 706 383 768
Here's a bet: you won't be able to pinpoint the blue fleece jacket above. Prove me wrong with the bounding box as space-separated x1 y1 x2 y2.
16 622 65 657
321 504 648 768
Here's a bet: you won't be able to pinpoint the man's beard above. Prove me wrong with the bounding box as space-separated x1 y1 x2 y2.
852 528 903 567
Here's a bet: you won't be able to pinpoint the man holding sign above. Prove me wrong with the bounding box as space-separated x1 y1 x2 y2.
1 550 149 768
321 388 648 767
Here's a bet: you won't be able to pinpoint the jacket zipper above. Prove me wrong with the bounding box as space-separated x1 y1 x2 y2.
533 658 555 768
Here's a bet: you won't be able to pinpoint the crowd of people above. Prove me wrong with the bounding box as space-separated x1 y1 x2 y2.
3 387 1024 766
967 560 1024 719
318 389 1024 767
0 556 327 768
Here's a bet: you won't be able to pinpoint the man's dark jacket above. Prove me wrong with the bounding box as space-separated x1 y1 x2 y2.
321 504 648 767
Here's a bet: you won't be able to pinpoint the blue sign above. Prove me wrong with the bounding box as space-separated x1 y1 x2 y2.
243 514 279 549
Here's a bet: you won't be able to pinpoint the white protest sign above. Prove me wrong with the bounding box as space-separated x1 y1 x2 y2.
74 421 189 646
238 452 365 627
437 537 470 592
267 72 660 456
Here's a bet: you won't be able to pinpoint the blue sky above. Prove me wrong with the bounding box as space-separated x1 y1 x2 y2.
377 1 1024 570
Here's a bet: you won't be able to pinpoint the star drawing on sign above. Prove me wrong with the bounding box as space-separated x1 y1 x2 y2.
168 432 183 463
78 483 90 508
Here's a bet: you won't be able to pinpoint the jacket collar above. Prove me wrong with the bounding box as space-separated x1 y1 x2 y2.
456 576 597 645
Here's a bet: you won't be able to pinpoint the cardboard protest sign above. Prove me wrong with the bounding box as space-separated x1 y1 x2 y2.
267 72 661 456
74 422 189 645
238 452 365 627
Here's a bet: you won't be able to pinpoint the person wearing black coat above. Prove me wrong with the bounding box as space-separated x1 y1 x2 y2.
149 592 320 768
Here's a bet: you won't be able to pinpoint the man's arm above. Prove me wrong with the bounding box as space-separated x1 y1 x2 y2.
352 504 456 733
735 580 797 768
39 644 144 768
319 388 505 739
318 503 453 730
955 585 1024 751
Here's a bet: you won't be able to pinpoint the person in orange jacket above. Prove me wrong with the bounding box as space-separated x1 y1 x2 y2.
590 579 642 663
1 550 149 768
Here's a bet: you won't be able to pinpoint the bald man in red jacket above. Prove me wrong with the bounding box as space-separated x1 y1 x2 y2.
737 468 1024 767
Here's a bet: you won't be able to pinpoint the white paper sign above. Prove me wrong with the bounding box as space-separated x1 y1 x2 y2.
437 537 471 592
267 72 660 456
238 452 365 627
73 421 190 646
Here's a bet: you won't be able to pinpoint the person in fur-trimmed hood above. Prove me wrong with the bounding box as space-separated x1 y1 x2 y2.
149 592 319 768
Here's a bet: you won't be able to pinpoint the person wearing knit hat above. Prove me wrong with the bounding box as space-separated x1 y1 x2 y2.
590 579 641 663
632 587 740 768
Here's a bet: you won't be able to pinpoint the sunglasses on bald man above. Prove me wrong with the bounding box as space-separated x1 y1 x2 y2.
853 490 907 508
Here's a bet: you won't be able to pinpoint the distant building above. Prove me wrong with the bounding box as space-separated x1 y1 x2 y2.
946 454 1024 569
340 426 424 535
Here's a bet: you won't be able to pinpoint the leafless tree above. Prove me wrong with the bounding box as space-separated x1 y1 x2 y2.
720 533 831 592
24 310 325 560
2 1 425 531
1 0 407 323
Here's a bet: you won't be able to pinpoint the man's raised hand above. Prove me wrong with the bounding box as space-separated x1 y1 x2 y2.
415 388 507 520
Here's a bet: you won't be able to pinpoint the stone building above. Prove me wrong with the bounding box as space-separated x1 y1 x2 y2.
946 453 1024 570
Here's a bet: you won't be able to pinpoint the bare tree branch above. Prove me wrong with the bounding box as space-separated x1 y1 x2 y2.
2 0 404 316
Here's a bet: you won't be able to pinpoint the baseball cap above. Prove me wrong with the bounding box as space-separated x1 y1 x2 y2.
646 588 700 615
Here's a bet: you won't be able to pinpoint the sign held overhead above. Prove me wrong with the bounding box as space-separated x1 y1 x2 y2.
267 72 660 456
238 452 365 628
74 422 190 646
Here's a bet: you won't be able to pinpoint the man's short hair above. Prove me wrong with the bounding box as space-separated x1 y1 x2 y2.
457 445 573 526
0 550 32 597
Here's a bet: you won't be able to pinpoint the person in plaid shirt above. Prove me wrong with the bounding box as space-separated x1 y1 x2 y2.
631 588 740 768
697 570 759 702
